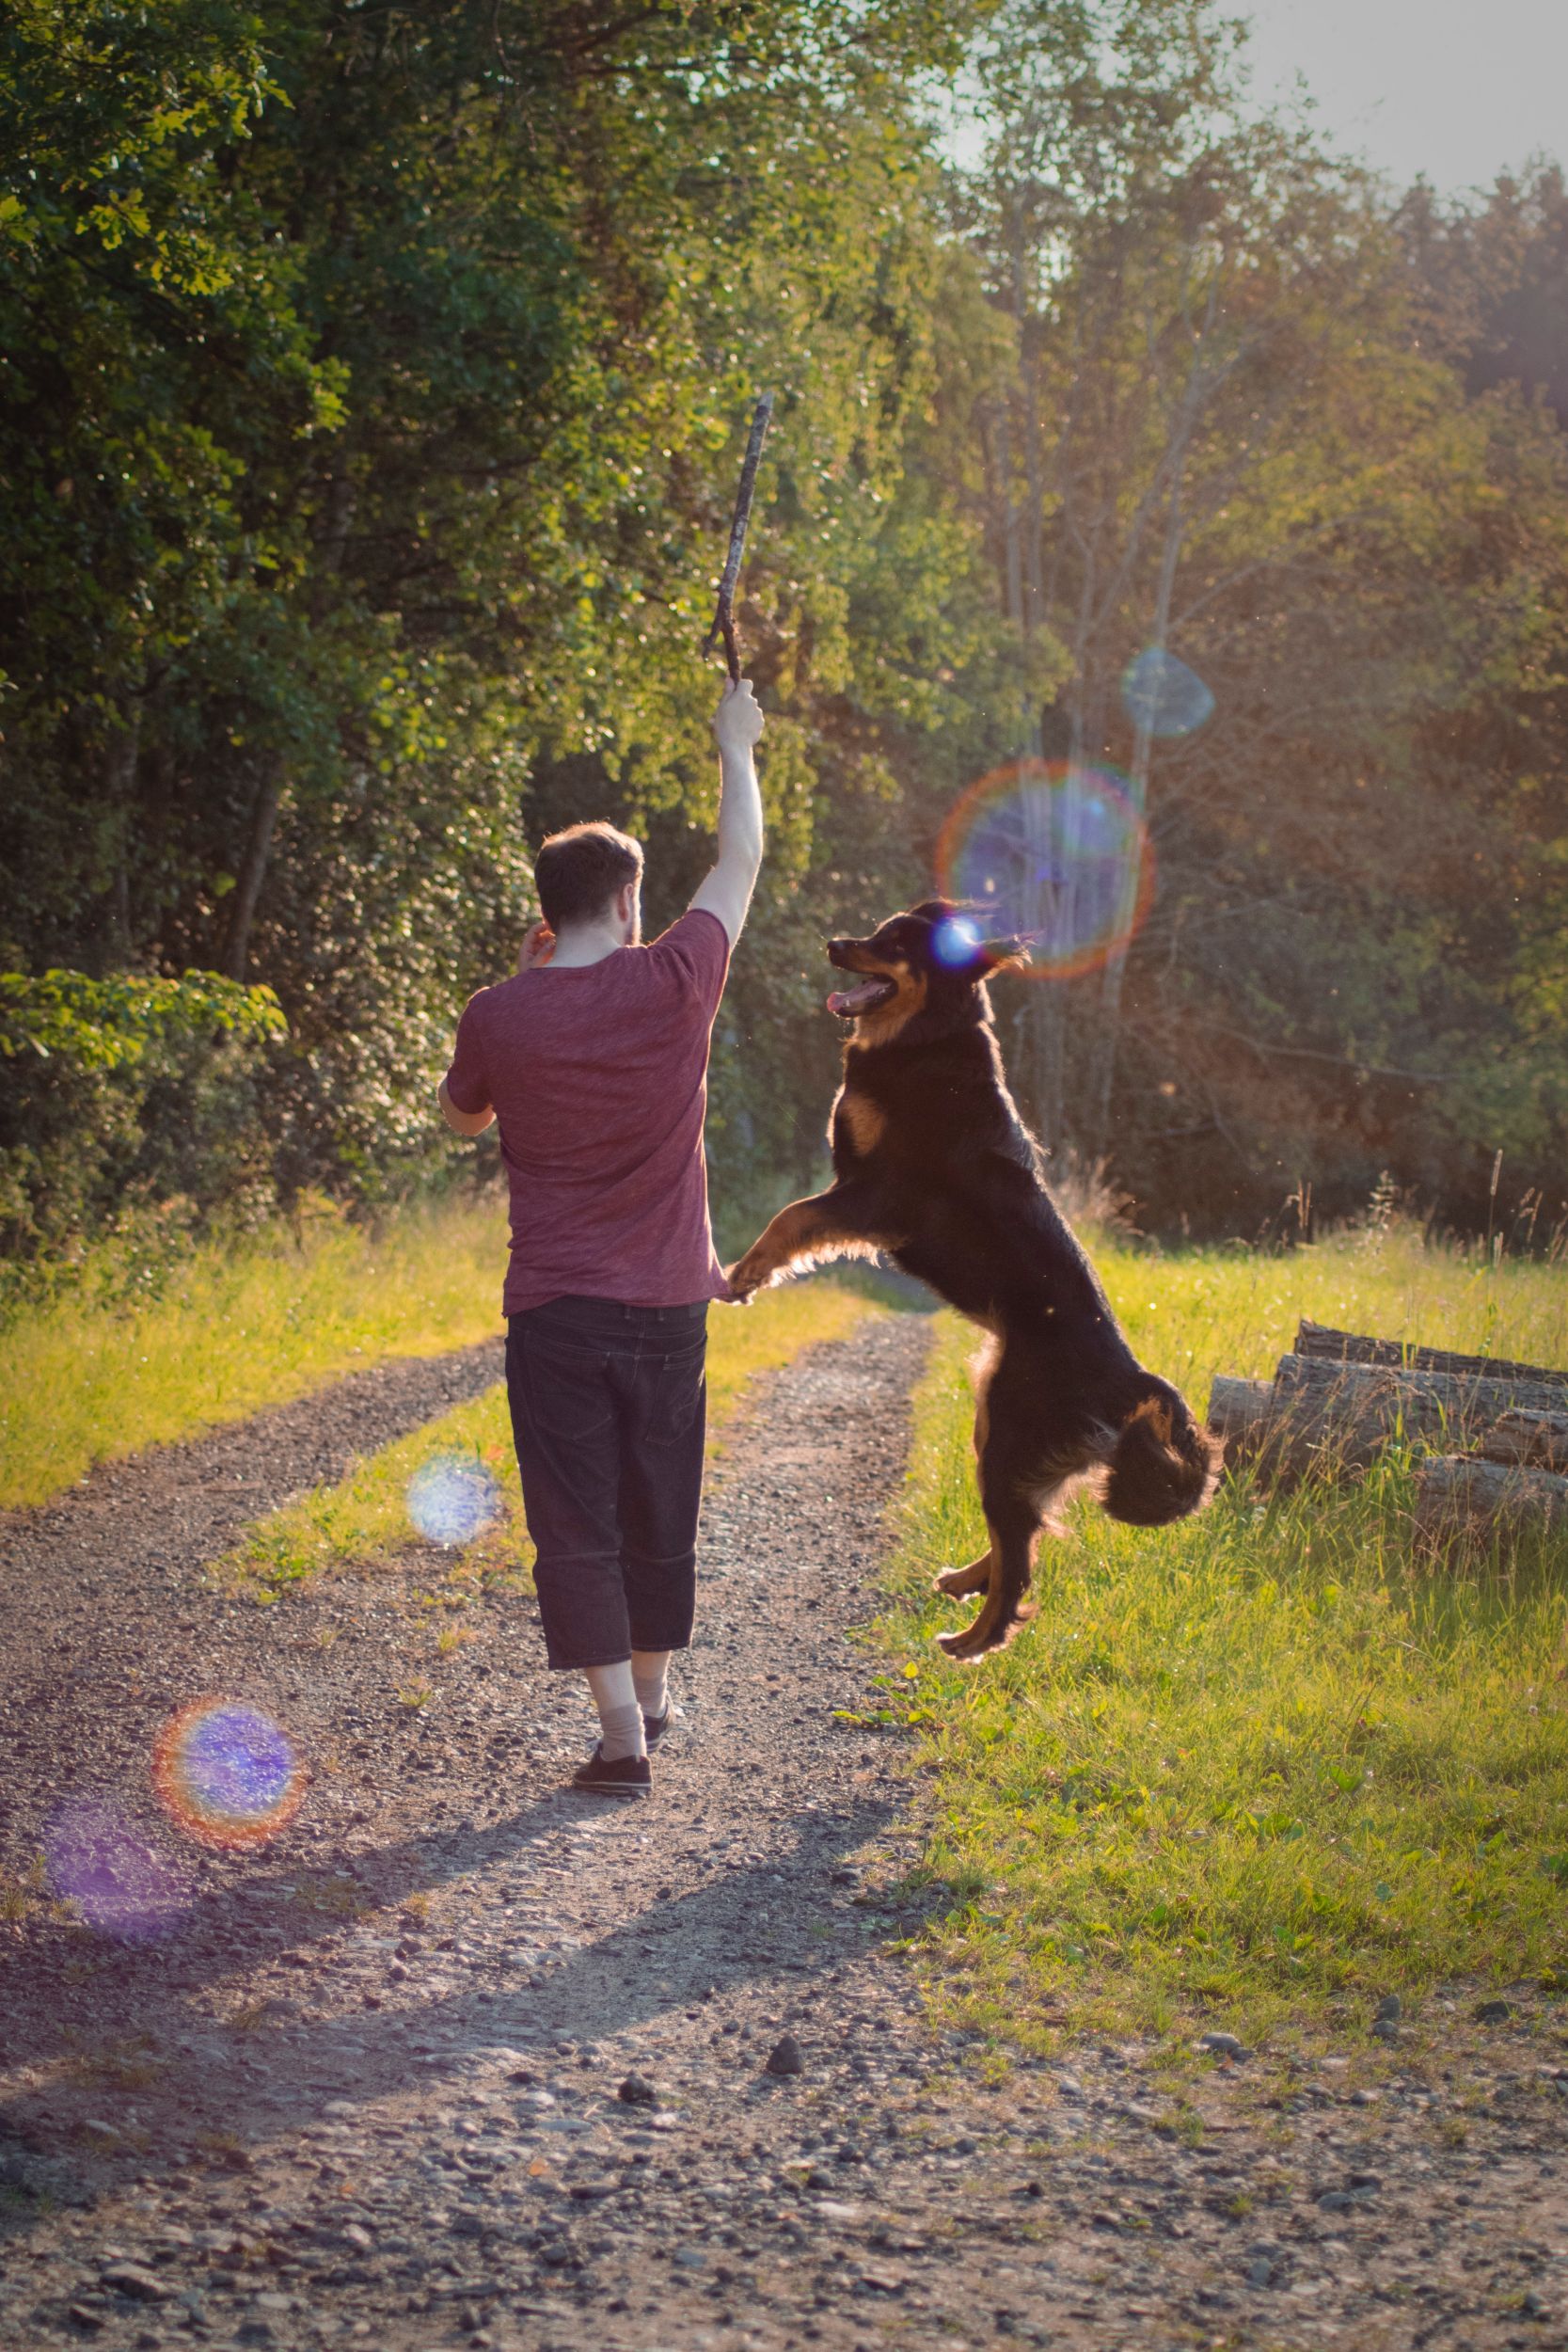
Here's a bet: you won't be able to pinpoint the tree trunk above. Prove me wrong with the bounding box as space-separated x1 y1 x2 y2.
103 705 142 971
1088 421 1193 1160
225 757 285 983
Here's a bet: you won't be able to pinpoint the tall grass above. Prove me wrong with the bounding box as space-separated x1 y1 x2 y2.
216 1279 877 1600
0 1196 511 1510
878 1228 1568 2042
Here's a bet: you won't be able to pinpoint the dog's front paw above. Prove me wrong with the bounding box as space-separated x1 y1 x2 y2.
724 1255 767 1303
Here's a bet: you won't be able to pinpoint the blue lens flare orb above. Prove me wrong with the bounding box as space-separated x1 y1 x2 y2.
405 1450 501 1548
1120 646 1214 739
44 1799 193 1942
935 759 1154 980
931 913 984 968
153 1698 308 1851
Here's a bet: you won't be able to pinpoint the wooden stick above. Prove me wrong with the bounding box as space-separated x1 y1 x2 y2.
703 391 775 682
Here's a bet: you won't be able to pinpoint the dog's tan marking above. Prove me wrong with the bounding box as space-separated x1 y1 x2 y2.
847 963 927 1048
838 1093 886 1156
1127 1394 1174 1445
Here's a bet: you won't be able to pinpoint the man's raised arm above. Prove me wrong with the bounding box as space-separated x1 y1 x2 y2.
689 676 765 944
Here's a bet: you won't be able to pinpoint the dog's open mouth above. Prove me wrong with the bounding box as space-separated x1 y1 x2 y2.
826 975 898 1019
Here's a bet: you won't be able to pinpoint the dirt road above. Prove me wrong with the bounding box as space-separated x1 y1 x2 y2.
2 1311 1564 2351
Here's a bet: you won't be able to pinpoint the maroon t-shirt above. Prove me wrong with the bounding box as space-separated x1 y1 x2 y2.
443 908 732 1316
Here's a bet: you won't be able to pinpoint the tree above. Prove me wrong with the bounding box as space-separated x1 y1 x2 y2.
946 3 1568 1229
1 0 1006 1241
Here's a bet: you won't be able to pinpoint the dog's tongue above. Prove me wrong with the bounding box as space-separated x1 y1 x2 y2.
826 977 888 1017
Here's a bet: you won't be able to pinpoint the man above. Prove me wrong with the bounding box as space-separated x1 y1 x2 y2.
437 677 766 1797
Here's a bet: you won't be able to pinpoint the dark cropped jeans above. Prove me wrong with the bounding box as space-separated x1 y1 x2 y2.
504 1294 708 1671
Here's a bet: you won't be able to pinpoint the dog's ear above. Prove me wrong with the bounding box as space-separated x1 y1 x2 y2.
977 931 1039 972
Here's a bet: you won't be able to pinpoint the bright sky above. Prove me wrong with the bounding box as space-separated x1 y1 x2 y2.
1240 0 1568 194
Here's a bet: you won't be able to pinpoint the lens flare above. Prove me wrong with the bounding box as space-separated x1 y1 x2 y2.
153 1698 308 1851
934 759 1154 980
1120 646 1214 739
405 1451 501 1548
931 913 983 968
44 1799 193 1942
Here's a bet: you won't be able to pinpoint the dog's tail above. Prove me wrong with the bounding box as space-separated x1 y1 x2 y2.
1103 1386 1220 1528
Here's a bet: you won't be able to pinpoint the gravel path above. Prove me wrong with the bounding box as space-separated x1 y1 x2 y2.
2 1312 1566 2352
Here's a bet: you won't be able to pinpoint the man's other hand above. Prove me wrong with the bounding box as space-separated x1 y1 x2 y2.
518 918 556 973
713 675 764 756
438 1076 495 1136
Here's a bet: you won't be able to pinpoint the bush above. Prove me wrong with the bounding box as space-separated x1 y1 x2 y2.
0 968 288 1280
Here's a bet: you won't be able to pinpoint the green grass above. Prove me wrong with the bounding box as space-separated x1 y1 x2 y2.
877 1227 1568 2044
216 1278 876 1601
0 1196 515 1511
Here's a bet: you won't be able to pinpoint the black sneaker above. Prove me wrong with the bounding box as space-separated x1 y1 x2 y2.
643 1708 672 1752
570 1745 650 1799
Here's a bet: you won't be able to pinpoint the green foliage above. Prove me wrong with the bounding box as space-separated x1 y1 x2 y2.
879 1236 1568 2040
0 967 287 1265
1 0 1566 1262
0 0 1013 1248
0 967 283 1069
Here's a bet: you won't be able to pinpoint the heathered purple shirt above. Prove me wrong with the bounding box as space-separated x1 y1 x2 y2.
443 909 732 1316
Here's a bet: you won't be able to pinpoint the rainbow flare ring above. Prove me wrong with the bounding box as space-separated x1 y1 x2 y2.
152 1697 309 1850
935 758 1155 980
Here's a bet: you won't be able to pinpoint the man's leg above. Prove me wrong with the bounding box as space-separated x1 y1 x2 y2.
630 1648 671 1728
584 1661 644 1762
505 1305 647 1772
616 1308 708 1713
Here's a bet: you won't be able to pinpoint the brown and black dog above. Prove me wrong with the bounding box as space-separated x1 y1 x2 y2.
726 898 1219 1659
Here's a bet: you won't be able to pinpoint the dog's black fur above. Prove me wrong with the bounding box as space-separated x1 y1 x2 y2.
727 898 1220 1658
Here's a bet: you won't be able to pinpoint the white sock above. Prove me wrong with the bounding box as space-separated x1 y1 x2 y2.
584 1661 645 1762
631 1649 671 1724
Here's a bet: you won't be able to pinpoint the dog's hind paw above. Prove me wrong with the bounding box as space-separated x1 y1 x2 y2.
935 1597 1036 1661
934 1560 990 1597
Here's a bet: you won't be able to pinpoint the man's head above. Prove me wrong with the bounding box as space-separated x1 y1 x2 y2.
533 820 644 942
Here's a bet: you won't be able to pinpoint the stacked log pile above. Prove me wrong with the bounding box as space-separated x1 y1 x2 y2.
1209 1318 1568 1540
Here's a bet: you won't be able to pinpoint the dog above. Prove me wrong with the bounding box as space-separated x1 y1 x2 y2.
726 898 1220 1658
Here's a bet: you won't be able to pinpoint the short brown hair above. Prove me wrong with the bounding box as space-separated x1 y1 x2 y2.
533 821 643 930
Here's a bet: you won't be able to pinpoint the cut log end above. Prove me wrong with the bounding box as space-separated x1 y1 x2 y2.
1207 1376 1274 1462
